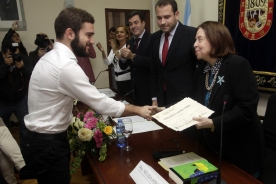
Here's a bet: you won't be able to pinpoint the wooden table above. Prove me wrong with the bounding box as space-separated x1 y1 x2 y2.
81 120 263 184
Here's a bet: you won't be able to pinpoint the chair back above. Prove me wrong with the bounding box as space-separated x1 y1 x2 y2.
263 93 276 151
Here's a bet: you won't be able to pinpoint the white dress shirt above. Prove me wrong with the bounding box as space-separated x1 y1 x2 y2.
25 42 125 133
103 44 131 81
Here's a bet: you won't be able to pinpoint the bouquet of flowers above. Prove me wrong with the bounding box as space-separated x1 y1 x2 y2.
67 109 115 175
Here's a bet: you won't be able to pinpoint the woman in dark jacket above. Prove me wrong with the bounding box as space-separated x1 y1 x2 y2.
2 21 28 56
189 21 264 177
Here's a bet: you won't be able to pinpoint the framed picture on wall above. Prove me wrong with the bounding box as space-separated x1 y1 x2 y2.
0 0 26 31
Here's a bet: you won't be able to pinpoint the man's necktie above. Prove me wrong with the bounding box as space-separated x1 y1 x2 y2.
162 33 170 66
134 38 141 53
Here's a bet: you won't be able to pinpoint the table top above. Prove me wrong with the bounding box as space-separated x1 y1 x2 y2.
76 93 262 184
84 122 262 184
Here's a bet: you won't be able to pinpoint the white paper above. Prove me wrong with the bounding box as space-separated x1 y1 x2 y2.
132 121 163 134
113 116 147 123
113 116 163 134
130 160 169 184
152 98 214 131
97 88 116 97
160 152 204 168
122 100 129 105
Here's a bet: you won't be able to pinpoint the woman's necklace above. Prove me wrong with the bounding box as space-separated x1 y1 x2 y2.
205 70 219 91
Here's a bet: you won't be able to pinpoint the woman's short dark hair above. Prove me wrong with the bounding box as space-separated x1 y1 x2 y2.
109 27 116 33
3 32 28 56
197 21 236 58
155 0 178 13
1 40 15 53
54 7 95 40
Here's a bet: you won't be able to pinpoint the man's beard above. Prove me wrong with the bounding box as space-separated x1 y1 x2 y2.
71 35 89 57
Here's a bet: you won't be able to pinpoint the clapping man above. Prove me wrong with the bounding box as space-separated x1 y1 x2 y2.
120 11 152 106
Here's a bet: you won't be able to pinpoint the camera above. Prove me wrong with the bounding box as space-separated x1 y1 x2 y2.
34 34 50 48
12 53 22 62
10 43 22 62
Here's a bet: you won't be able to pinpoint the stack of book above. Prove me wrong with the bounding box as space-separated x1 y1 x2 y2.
158 152 218 184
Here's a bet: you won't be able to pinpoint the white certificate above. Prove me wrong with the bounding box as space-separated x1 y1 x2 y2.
152 98 214 131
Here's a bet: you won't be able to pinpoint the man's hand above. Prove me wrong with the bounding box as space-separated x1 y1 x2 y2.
3 55 13 66
120 45 134 59
153 106 166 114
192 117 213 129
123 105 162 120
145 106 166 120
14 60 24 69
38 48 47 58
48 40 54 50
137 106 159 119
152 100 158 107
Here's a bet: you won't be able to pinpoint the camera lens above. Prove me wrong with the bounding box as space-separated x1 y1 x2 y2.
12 53 21 62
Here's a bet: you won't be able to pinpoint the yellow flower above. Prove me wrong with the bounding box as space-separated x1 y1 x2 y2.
104 126 113 135
78 128 94 141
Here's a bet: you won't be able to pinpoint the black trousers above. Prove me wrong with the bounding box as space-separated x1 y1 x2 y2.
116 80 132 96
20 132 70 184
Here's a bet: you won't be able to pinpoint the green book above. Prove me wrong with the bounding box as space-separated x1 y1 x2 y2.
169 159 218 184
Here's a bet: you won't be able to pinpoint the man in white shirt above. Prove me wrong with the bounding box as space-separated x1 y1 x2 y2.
21 7 159 183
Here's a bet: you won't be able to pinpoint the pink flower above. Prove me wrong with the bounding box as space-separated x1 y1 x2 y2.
84 111 94 122
84 117 98 129
94 129 103 148
77 112 83 119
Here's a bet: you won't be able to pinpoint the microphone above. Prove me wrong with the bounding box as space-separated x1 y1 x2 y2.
92 69 109 85
120 90 134 102
209 95 228 184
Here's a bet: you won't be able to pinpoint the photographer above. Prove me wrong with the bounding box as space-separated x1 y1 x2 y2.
0 40 33 141
29 33 53 66
2 21 28 57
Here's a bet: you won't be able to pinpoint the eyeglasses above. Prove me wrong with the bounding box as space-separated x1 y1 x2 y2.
160 135 179 149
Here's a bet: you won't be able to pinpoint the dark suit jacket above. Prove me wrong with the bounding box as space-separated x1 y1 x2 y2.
119 31 152 105
150 22 197 106
188 54 264 175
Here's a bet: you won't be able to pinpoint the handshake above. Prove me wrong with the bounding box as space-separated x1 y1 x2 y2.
125 105 165 120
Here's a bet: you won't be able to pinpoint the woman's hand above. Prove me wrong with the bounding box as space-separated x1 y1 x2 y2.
96 42 104 52
3 55 13 66
12 21 18 31
193 117 214 129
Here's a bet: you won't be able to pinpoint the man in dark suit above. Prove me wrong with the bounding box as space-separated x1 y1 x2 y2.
120 11 152 105
151 0 197 107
